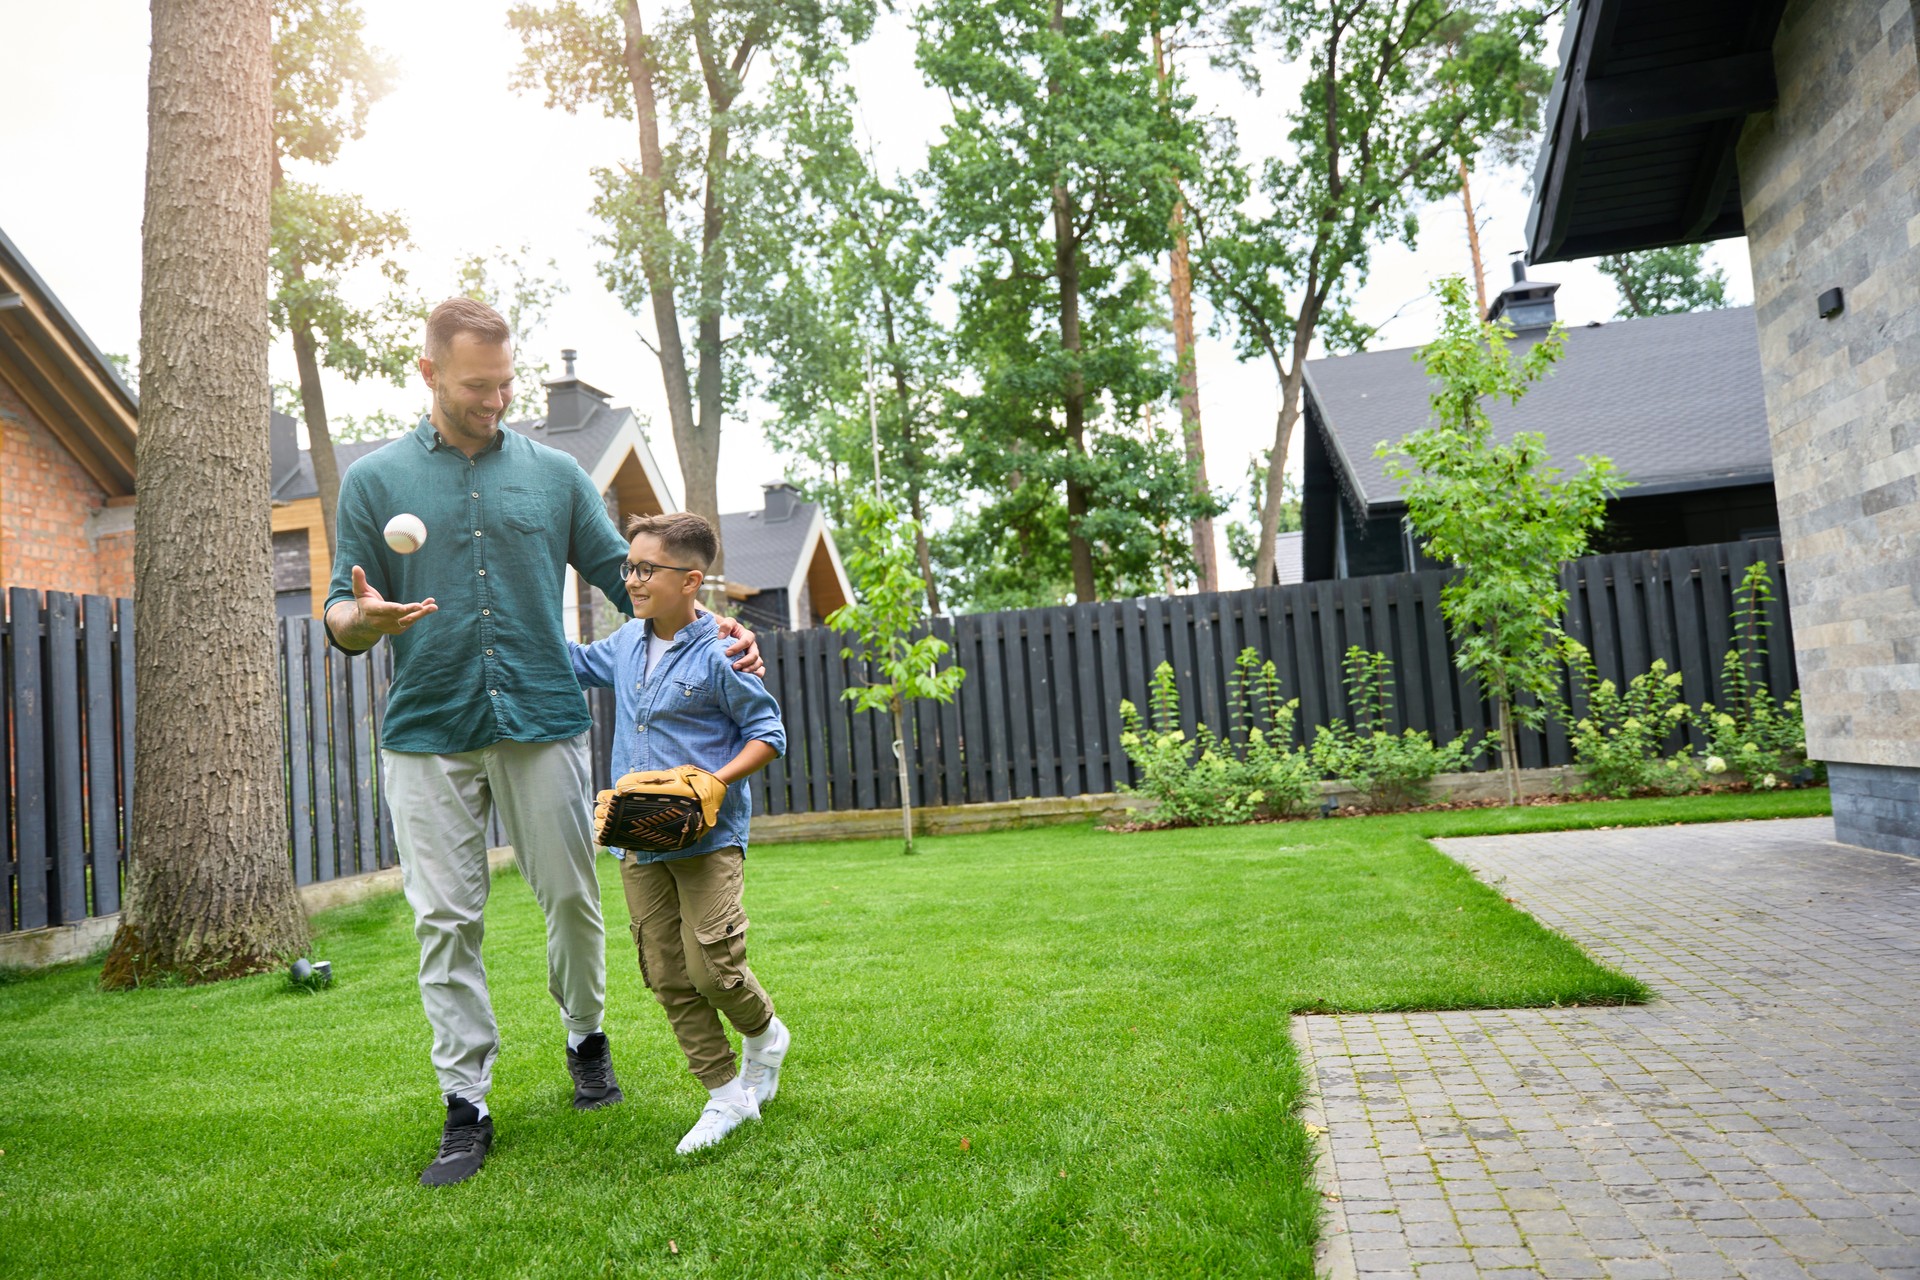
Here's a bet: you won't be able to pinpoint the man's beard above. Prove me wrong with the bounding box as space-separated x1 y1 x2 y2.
435 385 500 442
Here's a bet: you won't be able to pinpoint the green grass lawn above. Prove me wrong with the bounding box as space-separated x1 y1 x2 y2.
0 789 1827 1278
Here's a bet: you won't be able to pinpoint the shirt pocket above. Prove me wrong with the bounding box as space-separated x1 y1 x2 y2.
497 486 547 535
670 677 708 704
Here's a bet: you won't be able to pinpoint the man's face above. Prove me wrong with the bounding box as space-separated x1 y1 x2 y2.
625 533 703 620
419 332 517 452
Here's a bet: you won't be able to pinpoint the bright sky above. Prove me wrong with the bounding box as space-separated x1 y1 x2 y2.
1 0 1753 590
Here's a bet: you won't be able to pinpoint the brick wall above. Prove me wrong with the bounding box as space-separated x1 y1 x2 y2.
1736 0 1920 771
0 376 133 599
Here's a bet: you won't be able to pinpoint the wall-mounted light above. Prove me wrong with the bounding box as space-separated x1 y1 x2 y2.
1818 287 1845 319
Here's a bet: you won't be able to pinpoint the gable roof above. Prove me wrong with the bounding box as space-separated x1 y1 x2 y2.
0 224 139 497
718 499 824 594
1305 305 1770 516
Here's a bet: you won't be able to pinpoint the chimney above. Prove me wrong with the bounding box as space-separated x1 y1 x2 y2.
1485 251 1559 331
762 481 801 523
542 348 612 433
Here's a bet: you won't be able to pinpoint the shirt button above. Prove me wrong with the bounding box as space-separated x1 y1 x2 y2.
637 724 647 733
486 648 495 656
478 569 486 576
482 608 491 615
474 530 483 537
471 491 479 499
489 689 499 697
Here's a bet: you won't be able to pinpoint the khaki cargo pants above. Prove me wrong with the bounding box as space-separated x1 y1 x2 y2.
620 846 775 1088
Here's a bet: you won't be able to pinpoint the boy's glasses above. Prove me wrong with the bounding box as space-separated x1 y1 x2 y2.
620 559 696 583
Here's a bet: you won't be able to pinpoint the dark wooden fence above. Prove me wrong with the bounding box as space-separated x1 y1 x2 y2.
745 537 1798 816
5 538 1795 935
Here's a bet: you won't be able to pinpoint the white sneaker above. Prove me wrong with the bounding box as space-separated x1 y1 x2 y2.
675 1090 760 1155
742 1016 792 1106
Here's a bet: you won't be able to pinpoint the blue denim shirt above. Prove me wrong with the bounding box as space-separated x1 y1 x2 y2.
569 611 785 862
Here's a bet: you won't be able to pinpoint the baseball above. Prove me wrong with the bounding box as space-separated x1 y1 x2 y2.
384 513 428 555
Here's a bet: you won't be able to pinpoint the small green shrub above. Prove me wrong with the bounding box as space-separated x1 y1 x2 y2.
1117 650 1318 826
1692 562 1817 788
1567 651 1693 798
1308 648 1482 811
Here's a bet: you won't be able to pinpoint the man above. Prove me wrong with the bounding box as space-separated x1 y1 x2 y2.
323 297 762 1187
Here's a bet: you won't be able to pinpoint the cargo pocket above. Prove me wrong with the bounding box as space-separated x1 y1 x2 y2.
692 911 749 992
628 920 654 990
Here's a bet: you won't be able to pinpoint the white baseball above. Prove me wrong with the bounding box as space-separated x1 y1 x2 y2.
384 513 428 555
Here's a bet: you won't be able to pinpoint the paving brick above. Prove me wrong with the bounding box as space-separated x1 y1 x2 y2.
1298 818 1920 1278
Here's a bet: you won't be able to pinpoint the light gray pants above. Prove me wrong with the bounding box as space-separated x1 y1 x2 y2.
383 733 604 1104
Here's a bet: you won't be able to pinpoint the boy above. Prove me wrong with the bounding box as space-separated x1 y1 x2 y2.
570 513 792 1154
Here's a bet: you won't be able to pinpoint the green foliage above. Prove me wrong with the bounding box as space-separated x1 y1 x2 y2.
1383 275 1622 794
916 0 1216 605
454 244 569 419
1692 561 1814 788
1191 0 1552 581
1309 648 1482 811
1596 244 1730 319
1567 652 1694 798
1117 650 1318 826
826 494 966 719
269 0 420 410
1226 452 1301 581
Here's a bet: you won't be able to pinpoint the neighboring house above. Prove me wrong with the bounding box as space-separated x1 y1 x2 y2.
1300 273 1777 581
718 483 852 632
270 352 677 637
1524 0 1920 854
0 225 139 600
1273 530 1304 587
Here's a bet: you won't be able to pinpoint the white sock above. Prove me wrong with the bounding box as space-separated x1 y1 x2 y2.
567 1028 601 1051
709 1075 750 1106
744 1016 781 1053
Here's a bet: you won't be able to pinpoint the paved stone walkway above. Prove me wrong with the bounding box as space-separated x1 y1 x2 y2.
1299 817 1920 1280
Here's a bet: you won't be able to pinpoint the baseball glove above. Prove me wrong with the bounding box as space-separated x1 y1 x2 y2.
594 766 728 854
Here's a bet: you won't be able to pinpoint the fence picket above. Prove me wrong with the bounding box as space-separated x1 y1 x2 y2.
284 621 314 886
46 593 86 925
10 588 48 931
83 596 121 915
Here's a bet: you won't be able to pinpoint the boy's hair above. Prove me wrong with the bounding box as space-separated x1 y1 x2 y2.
425 297 511 361
625 512 718 571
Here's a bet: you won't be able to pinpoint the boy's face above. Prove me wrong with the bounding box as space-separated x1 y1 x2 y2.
625 532 704 621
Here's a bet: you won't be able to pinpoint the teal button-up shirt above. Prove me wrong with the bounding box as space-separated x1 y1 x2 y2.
325 418 631 755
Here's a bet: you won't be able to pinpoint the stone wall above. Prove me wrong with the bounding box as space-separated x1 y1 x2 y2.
1736 0 1920 775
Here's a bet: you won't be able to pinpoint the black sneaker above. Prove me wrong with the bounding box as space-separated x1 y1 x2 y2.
419 1095 494 1187
566 1032 624 1110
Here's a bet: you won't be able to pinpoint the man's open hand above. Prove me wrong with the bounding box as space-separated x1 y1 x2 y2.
330 565 436 648
714 615 765 678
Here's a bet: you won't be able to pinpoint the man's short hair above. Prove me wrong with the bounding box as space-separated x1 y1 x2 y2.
624 512 718 571
425 297 511 361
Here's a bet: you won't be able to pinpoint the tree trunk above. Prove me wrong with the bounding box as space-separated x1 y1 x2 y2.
290 308 341 556
1459 155 1488 319
893 700 914 855
1495 693 1519 806
880 290 942 615
1153 26 1217 592
1252 306 1318 586
103 0 309 988
1050 0 1097 604
618 0 707 563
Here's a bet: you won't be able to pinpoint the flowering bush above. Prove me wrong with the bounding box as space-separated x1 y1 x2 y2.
1691 561 1817 787
1117 650 1318 826
1567 652 1693 797
1308 648 1481 810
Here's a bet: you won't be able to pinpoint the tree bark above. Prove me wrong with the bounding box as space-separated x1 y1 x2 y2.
289 306 341 555
618 0 712 568
104 0 309 988
1459 155 1488 319
1252 301 1319 586
1495 693 1519 806
879 289 942 615
893 700 914 855
1050 0 1097 603
1154 26 1218 593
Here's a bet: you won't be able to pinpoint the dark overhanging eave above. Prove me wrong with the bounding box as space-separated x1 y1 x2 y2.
1359 469 1777 521
1524 0 1789 265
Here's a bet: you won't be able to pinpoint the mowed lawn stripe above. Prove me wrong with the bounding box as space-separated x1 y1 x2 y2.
0 788 1828 1278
